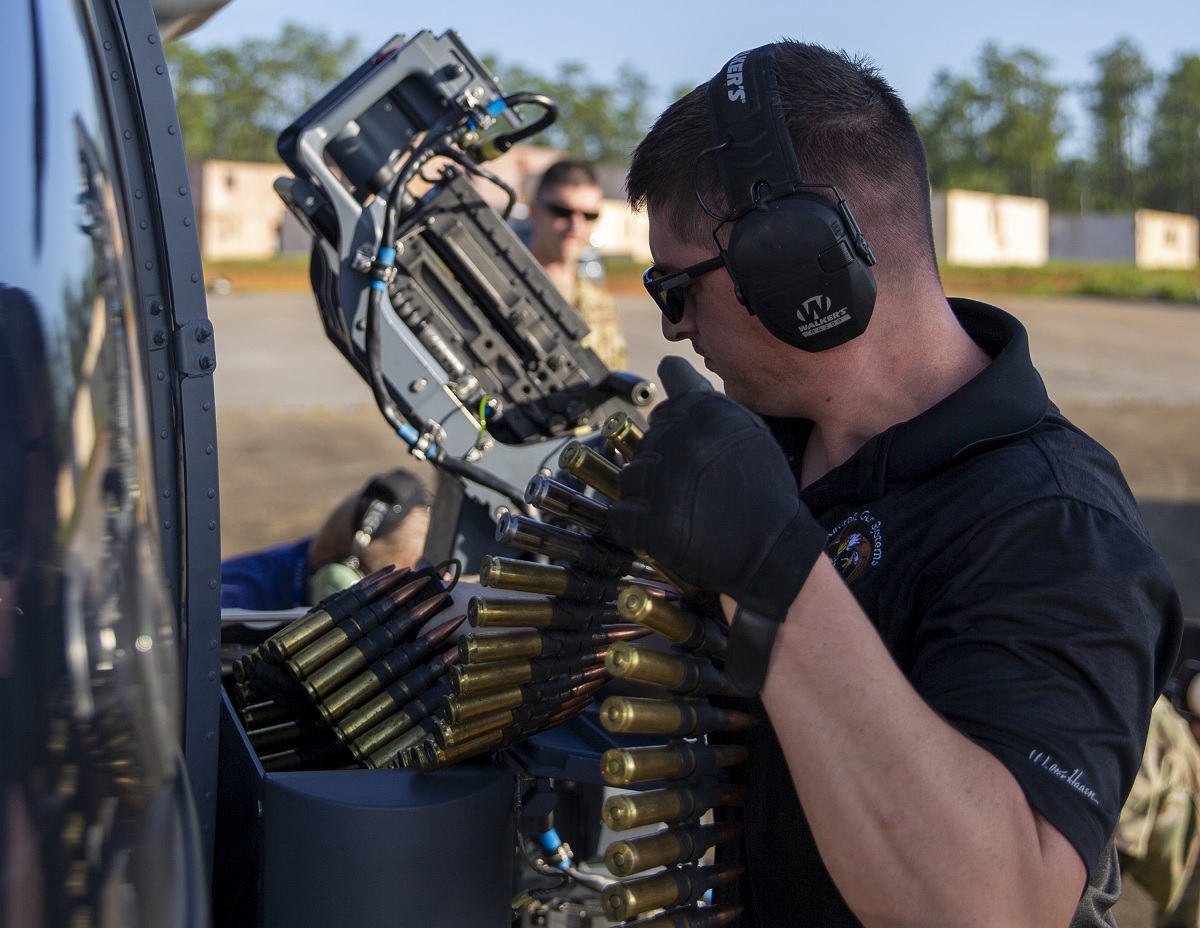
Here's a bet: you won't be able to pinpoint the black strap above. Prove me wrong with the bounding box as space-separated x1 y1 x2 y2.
725 605 784 697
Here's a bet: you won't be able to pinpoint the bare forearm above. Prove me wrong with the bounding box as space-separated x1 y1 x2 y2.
746 559 1085 927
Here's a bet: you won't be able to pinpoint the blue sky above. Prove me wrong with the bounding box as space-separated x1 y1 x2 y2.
190 0 1198 148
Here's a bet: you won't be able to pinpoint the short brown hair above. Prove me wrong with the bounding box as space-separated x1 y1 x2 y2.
627 40 937 273
536 158 600 198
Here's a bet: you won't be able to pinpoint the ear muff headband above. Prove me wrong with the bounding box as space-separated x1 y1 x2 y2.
704 45 878 352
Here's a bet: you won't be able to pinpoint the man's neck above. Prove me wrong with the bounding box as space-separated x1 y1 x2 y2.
797 296 991 487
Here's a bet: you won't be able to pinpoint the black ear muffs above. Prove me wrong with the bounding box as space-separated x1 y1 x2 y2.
706 46 877 352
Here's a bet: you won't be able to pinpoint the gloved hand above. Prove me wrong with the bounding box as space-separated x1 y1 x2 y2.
608 358 829 692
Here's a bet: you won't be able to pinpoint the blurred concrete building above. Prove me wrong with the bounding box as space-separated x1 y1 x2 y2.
931 189 1050 267
1049 209 1199 269
190 150 652 264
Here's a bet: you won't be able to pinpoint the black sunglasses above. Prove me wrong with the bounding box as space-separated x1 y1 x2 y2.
539 200 600 222
642 255 726 324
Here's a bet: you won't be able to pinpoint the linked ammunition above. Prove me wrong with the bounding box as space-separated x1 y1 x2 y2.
239 699 296 730
449 651 605 697
558 439 621 500
599 696 757 737
601 411 644 460
340 647 459 752
479 555 626 603
413 727 504 772
600 863 743 922
265 564 404 662
232 648 265 685
320 615 464 722
623 904 743 928
436 678 606 749
416 693 591 772
496 514 633 578
285 576 433 680
258 734 352 773
344 680 450 761
363 715 441 769
602 783 748 832
246 718 330 755
605 642 736 698
462 625 646 664
442 664 608 724
525 475 609 533
468 595 620 631
601 742 749 786
604 821 742 877
301 592 452 701
616 587 727 659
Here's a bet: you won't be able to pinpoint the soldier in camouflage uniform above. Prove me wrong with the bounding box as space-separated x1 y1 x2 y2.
528 159 628 370
1118 695 1200 927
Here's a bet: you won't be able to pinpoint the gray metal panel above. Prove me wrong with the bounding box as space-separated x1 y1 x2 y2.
95 0 223 873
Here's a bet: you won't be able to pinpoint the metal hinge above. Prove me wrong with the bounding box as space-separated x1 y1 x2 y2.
172 320 217 377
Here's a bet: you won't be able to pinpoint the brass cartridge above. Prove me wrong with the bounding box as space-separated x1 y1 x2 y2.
558 440 621 500
600 411 643 460
414 728 504 772
284 575 430 679
525 475 609 533
363 716 441 769
461 629 544 664
600 742 748 787
303 595 453 705
602 783 748 832
604 820 742 877
469 596 620 631
480 555 626 603
442 685 526 725
264 564 404 662
600 864 742 922
323 616 463 726
599 696 757 737
605 642 735 698
616 587 726 659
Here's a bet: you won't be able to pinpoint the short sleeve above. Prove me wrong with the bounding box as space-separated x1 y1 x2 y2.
909 497 1181 869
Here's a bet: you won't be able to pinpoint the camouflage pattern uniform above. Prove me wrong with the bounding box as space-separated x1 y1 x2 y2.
1118 695 1200 927
575 277 627 371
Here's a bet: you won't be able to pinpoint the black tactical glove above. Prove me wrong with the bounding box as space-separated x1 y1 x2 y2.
608 357 829 695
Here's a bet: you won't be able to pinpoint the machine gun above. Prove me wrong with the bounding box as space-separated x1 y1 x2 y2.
274 29 654 568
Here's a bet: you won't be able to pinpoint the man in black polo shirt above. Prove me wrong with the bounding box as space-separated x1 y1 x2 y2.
607 40 1182 927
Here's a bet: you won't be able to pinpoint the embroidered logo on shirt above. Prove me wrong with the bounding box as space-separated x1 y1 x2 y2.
1028 750 1099 805
824 511 884 584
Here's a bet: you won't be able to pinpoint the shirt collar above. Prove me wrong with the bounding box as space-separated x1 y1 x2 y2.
769 298 1049 508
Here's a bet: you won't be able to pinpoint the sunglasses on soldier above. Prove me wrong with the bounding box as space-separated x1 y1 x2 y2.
642 254 727 324
538 199 600 222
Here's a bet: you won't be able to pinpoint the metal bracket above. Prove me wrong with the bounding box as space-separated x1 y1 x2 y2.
172 319 217 377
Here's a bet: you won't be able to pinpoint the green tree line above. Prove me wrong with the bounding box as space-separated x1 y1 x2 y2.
167 27 1200 217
